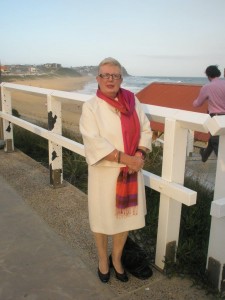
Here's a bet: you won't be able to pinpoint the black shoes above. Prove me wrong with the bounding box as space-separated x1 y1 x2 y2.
98 255 129 283
98 268 110 283
109 255 129 282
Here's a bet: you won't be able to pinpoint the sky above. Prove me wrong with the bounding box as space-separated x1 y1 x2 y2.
1 0 225 77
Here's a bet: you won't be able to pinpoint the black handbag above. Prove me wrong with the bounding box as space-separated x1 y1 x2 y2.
122 236 153 280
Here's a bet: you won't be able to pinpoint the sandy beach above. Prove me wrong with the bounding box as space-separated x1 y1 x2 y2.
10 76 95 136
12 76 94 91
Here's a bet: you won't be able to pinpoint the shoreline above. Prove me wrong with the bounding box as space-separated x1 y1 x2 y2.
11 76 95 135
11 75 95 92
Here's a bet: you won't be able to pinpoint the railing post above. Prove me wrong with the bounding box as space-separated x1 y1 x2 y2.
207 134 225 294
155 118 188 269
0 85 5 148
0 65 2 146
1 86 14 152
47 94 63 188
186 130 194 156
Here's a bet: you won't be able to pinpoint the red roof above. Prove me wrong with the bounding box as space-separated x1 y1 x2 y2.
136 82 209 142
0 66 8 71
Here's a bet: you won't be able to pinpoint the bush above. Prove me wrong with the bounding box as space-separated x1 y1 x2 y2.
63 148 87 192
14 125 48 165
12 108 20 118
13 124 88 192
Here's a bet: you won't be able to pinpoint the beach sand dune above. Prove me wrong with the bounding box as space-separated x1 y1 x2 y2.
10 76 95 136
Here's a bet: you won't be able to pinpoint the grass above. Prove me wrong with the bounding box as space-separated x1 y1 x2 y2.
63 148 87 192
13 122 88 193
163 177 215 290
11 111 221 297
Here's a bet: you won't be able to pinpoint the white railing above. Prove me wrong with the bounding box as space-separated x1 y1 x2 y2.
1 82 225 293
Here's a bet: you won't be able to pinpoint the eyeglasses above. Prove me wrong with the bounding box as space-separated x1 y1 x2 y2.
98 73 122 80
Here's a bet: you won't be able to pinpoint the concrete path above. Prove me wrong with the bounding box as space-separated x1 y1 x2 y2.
186 151 217 190
0 174 116 300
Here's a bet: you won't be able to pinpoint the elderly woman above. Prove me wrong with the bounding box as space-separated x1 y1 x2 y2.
79 57 152 283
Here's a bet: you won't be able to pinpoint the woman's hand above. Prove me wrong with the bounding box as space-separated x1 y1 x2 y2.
103 149 145 173
126 155 144 173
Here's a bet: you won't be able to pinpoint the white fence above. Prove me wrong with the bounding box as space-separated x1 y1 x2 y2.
1 82 225 293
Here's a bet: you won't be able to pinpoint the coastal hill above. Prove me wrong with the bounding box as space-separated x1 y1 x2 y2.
0 63 130 79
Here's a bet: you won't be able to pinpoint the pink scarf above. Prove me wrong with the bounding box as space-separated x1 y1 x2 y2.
97 88 140 216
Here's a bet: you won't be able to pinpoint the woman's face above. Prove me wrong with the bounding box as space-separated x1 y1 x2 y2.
96 64 123 99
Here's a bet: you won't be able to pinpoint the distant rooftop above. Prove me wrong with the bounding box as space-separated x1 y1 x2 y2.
136 82 209 142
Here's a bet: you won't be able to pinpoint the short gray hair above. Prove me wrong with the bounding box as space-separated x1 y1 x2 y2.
98 57 123 75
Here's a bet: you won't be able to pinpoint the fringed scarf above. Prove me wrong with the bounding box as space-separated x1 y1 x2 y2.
96 88 140 216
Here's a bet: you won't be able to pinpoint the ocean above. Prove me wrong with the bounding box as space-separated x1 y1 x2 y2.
77 75 208 95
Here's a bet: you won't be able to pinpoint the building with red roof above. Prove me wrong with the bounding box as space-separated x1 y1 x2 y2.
0 65 9 73
136 82 209 142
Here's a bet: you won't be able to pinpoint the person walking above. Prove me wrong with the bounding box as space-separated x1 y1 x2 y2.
79 57 152 283
193 65 225 162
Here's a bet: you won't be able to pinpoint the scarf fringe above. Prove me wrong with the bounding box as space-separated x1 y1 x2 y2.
116 206 138 218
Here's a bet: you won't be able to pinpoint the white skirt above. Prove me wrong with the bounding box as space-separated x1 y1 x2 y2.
88 165 147 235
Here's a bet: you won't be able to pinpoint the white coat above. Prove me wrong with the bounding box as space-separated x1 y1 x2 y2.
79 95 152 235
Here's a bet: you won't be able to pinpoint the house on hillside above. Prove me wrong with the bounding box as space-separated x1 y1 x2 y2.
44 63 61 69
0 65 9 73
136 82 209 143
